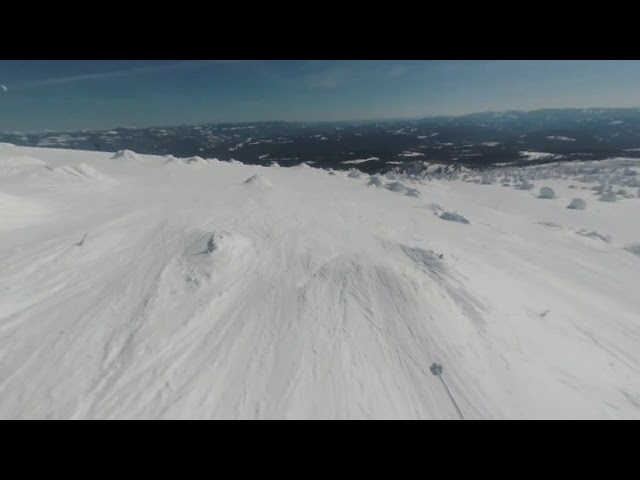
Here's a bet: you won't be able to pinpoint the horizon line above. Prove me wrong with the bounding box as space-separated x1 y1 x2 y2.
3 105 640 135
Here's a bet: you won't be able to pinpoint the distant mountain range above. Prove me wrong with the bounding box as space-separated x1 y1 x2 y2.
3 108 640 173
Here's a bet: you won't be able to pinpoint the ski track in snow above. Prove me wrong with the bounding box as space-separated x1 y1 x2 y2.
0 144 639 419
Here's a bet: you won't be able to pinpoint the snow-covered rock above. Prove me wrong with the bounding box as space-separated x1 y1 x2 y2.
599 191 618 202
539 186 556 199
567 198 586 210
439 211 470 224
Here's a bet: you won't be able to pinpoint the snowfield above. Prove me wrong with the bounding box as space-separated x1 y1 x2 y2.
1 144 639 420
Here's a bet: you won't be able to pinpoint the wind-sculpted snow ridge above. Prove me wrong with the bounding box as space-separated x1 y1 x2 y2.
0 154 113 186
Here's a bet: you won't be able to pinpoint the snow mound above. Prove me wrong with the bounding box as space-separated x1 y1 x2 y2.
576 229 612 243
189 230 251 257
539 187 556 199
163 155 179 164
617 188 634 198
0 156 48 168
567 198 586 210
0 156 50 178
515 179 534 190
185 156 209 166
0 156 111 184
439 211 470 224
384 181 420 197
243 174 272 188
599 191 618 202
185 231 254 282
368 175 384 187
111 150 140 161
480 175 493 185
164 155 203 166
347 169 363 179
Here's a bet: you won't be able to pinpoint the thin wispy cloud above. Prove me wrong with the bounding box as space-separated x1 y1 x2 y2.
303 61 420 90
303 62 375 90
12 60 250 89
305 68 353 90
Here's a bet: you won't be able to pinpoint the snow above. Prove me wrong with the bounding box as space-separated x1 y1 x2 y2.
166 156 212 167
539 186 556 199
398 151 423 158
111 150 141 161
515 178 535 190
243 174 273 188
599 191 618 202
520 151 561 161
439 211 470 224
0 191 52 231
567 198 587 210
384 181 420 197
229 138 252 152
547 136 576 142
576 229 612 244
368 175 384 187
0 156 49 171
1 144 639 420
342 157 379 165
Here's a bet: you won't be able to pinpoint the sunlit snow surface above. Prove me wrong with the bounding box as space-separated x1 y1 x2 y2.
1 144 639 419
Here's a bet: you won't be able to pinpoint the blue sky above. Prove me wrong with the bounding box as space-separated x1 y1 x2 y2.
1 60 640 131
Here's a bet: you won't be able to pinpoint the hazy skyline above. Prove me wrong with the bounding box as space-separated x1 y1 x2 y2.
1 60 640 131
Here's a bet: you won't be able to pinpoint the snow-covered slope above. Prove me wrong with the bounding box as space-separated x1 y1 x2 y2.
1 144 639 419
